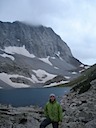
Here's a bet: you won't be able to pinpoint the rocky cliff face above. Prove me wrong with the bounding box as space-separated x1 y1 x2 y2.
0 21 72 59
0 21 84 88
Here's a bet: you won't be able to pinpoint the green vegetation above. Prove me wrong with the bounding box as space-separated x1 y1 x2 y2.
58 64 96 94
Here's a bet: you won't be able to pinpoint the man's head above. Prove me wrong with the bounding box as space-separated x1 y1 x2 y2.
49 93 56 102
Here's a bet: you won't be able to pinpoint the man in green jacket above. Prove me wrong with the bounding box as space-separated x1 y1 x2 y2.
40 93 63 128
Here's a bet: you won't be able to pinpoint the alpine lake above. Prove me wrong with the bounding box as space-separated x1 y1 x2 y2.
0 87 70 107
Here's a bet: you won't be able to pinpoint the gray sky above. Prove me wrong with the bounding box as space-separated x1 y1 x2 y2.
0 0 96 65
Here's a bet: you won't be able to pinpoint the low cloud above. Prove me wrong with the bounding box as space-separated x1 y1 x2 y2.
0 0 96 65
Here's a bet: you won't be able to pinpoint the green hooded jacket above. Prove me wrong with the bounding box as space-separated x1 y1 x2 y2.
44 100 63 122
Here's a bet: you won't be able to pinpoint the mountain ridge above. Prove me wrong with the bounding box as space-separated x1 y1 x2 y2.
0 21 85 88
0 21 72 59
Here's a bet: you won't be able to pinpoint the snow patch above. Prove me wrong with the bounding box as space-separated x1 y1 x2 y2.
64 76 70 79
0 53 15 61
31 74 39 83
79 69 85 73
39 56 53 66
85 65 90 69
32 69 56 83
72 72 77 74
0 70 57 87
44 80 69 87
55 51 63 60
79 65 90 73
3 45 35 58
80 65 90 69
80 64 84 68
54 67 59 69
51 57 55 59
0 73 30 88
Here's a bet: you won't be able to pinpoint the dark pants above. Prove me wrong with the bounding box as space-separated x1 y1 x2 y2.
40 118 58 128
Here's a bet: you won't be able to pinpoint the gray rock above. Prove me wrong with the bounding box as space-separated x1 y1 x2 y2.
0 21 72 59
0 21 83 88
85 119 96 128
60 79 96 128
0 105 43 128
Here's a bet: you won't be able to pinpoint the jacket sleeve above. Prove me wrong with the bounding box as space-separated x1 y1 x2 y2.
58 104 63 121
44 104 49 118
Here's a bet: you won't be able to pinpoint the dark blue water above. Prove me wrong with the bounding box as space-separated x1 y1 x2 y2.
0 87 70 107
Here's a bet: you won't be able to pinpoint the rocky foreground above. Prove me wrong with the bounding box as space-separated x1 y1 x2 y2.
0 79 96 128
0 105 44 128
61 79 96 128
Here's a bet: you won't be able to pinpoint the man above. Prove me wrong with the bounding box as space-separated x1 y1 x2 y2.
40 93 63 128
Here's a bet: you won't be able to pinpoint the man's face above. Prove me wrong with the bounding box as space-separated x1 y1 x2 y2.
50 96 55 102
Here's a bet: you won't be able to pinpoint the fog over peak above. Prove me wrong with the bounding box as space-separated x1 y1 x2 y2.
0 0 96 65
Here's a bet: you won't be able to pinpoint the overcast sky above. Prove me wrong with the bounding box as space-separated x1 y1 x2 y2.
0 0 96 65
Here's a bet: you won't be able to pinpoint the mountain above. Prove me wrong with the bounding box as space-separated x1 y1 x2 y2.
0 21 86 88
